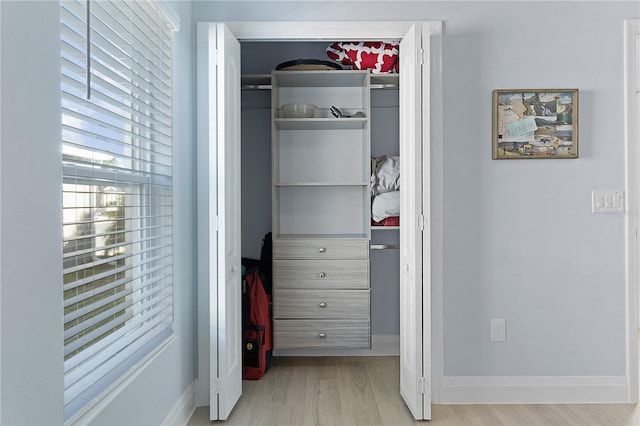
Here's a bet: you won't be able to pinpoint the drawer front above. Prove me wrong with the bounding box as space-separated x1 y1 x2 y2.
274 289 369 319
274 319 370 349
274 259 369 289
274 239 369 260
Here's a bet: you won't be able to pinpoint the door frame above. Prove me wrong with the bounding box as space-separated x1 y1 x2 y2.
195 20 444 414
624 18 639 404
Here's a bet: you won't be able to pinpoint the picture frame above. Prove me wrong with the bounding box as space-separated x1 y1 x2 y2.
492 89 579 159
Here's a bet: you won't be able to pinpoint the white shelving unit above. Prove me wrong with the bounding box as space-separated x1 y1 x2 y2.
271 70 372 350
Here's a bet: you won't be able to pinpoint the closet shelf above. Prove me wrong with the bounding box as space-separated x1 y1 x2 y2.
241 73 271 90
276 233 370 240
274 117 367 130
371 226 400 231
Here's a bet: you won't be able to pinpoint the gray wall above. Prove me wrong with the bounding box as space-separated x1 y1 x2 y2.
0 1 196 424
194 0 639 378
1 2 63 423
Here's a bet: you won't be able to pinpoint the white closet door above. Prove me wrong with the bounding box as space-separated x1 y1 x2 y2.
399 22 428 420
215 23 243 420
197 22 243 420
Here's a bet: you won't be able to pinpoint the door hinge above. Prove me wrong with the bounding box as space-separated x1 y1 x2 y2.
417 377 426 394
214 378 222 394
418 214 425 231
418 48 425 66
213 48 221 66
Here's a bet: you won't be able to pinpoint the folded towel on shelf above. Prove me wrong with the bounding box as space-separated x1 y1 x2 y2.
371 190 400 222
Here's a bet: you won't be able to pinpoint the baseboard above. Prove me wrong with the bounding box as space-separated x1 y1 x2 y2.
273 334 399 357
163 380 196 426
440 375 630 404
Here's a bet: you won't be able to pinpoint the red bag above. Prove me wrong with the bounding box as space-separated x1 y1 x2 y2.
243 267 272 380
326 41 399 73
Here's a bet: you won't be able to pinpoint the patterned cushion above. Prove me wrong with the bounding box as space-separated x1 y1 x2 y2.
326 41 399 73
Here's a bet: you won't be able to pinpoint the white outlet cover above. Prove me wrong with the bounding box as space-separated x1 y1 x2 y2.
490 318 506 342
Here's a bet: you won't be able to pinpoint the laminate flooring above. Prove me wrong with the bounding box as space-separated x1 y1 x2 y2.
186 356 640 426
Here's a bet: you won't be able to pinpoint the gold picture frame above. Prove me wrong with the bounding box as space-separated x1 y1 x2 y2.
492 89 579 159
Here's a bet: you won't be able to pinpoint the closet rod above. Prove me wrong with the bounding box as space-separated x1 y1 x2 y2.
370 244 399 250
241 83 399 90
240 74 399 91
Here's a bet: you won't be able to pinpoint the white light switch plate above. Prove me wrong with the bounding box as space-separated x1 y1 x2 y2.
592 190 623 213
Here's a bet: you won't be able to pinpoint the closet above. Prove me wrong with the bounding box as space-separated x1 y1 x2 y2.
196 21 440 422
240 42 400 353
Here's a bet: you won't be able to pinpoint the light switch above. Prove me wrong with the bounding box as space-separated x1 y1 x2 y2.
592 190 624 213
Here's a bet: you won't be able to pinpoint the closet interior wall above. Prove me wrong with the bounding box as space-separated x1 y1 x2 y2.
240 41 400 345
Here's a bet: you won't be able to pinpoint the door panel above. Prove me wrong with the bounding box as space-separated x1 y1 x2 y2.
399 23 425 420
215 23 243 421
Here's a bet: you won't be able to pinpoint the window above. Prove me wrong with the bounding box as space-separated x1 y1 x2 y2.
60 0 173 420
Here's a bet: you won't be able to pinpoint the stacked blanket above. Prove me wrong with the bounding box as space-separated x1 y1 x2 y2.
370 155 400 225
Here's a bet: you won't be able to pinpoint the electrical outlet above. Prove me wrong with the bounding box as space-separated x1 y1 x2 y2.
491 319 506 342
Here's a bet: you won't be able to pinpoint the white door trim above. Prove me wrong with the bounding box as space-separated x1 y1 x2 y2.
624 18 640 404
194 20 444 412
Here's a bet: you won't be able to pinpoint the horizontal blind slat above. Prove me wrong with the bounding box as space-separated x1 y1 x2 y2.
65 295 171 372
92 1 171 72
64 307 173 397
63 240 172 276
63 261 168 314
64 273 172 341
64 291 172 361
76 80 172 129
63 299 172 376
63 250 172 294
64 303 173 397
62 124 172 165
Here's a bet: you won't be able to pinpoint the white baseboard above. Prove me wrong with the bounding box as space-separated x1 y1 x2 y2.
273 334 399 357
163 381 196 426
440 375 630 404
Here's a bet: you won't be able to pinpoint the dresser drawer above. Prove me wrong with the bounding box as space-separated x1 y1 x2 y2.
274 319 370 349
274 289 369 319
274 259 369 289
274 238 369 260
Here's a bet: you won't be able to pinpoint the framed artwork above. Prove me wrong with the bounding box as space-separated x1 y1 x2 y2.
492 89 579 159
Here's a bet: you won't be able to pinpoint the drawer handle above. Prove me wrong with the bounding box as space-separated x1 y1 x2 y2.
319 302 327 308
317 272 326 278
318 247 326 253
318 332 326 338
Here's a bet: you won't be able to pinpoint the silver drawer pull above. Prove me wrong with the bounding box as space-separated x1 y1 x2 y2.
318 247 326 253
317 272 326 278
318 333 326 338
319 302 327 308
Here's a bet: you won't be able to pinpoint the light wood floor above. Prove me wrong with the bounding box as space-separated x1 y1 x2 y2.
187 355 640 425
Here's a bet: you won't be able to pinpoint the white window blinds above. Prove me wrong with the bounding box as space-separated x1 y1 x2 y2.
60 0 173 420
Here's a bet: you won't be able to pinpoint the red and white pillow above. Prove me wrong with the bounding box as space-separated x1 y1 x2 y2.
326 41 399 73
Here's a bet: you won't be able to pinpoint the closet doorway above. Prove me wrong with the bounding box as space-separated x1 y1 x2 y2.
196 21 443 422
